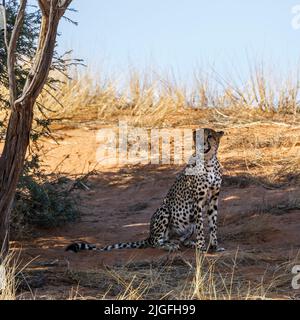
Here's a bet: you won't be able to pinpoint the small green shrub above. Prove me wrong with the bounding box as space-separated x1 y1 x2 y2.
11 159 79 237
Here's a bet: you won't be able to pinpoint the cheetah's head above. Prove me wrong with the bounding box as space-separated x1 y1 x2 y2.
193 128 224 158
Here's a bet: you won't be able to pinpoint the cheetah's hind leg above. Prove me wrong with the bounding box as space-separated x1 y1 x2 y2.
181 239 196 249
179 225 198 249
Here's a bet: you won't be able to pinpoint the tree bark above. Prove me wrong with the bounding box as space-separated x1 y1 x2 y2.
0 0 72 257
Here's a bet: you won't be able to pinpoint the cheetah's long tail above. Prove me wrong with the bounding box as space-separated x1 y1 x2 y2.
65 239 150 253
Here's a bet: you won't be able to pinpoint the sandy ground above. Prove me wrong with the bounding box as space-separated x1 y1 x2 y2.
9 125 300 299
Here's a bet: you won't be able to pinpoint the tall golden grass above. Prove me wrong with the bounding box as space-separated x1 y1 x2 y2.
1 64 299 129
33 64 299 129
0 252 17 300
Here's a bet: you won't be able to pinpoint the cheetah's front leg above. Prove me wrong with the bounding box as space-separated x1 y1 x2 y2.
207 193 225 252
194 198 207 252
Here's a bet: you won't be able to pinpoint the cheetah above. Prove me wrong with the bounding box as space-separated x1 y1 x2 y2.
66 128 225 253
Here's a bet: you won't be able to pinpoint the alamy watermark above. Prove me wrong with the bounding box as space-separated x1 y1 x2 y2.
291 5 300 29
0 264 6 291
96 121 205 175
292 265 300 290
0 4 5 31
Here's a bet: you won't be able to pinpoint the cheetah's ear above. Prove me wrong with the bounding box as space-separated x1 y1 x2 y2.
217 131 224 138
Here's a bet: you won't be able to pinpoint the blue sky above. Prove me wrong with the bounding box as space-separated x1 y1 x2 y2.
57 0 300 82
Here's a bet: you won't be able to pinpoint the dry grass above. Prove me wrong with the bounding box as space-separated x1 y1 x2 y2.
29 66 300 129
62 249 300 300
0 251 18 300
220 124 300 186
10 246 298 300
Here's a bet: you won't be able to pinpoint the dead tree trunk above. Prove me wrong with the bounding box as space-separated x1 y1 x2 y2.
0 0 72 257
